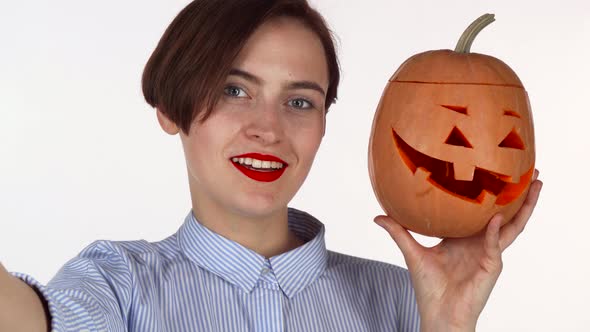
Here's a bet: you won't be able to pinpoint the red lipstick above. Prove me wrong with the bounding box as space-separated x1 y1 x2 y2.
231 153 288 183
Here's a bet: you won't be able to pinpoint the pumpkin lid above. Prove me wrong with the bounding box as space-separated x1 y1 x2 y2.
390 50 524 88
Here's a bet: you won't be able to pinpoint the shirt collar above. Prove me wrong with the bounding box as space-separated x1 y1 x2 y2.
177 208 327 299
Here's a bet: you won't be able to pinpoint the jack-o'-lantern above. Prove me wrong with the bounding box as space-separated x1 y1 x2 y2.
368 14 535 238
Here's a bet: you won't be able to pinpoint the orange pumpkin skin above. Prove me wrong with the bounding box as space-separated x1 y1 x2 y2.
368 50 535 238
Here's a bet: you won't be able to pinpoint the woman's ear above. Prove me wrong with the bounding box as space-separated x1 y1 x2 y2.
156 108 180 135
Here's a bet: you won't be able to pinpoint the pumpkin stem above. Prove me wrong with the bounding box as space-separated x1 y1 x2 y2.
454 13 495 53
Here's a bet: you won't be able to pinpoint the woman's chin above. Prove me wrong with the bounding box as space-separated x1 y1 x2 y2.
230 194 289 220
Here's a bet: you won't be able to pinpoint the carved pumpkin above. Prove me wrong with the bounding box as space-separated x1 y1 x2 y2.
368 14 535 238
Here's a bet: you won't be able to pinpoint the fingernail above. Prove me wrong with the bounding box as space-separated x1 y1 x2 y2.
374 217 385 228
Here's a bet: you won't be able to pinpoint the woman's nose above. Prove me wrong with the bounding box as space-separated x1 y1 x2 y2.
244 105 284 145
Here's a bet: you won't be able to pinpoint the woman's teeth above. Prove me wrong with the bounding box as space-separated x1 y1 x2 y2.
232 157 284 170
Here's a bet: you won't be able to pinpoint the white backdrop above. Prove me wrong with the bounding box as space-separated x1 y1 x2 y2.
1 0 588 331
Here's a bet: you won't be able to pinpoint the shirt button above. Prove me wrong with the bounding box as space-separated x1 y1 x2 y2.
261 267 270 275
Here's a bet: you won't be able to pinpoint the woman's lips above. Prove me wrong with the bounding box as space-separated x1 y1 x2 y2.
230 153 288 183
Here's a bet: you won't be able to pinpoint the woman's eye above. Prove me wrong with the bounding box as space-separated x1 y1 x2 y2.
224 86 248 98
288 98 313 110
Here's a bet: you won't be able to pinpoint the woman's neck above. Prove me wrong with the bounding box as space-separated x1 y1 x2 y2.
191 200 304 258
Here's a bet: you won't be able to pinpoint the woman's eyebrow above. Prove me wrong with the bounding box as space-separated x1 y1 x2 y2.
287 81 326 96
228 68 326 96
228 68 262 84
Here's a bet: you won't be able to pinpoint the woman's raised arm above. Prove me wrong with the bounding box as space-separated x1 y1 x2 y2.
0 263 49 332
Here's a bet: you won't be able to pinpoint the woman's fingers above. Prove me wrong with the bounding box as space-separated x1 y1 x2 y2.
484 215 502 256
499 178 543 251
483 215 504 275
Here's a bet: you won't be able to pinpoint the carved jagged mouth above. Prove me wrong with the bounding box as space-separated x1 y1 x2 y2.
391 128 532 205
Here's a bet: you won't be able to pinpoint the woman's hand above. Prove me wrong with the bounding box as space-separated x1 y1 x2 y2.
374 170 543 332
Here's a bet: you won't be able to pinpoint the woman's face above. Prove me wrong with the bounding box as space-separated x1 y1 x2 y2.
168 17 329 221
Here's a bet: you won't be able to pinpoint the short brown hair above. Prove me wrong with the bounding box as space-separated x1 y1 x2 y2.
142 0 340 135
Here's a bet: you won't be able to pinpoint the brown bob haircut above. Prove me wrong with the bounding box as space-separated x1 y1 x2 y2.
142 0 340 135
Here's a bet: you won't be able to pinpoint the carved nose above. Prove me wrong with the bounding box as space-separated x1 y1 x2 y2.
445 126 473 148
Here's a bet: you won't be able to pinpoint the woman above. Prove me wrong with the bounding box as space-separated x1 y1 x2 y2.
0 0 542 331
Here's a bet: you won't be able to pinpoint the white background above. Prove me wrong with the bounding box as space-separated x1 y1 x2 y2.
1 0 588 331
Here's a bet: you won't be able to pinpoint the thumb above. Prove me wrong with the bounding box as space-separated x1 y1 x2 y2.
374 216 423 262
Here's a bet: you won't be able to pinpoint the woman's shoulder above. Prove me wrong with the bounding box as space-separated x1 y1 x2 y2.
74 233 183 270
325 250 411 284
322 251 416 313
327 250 407 271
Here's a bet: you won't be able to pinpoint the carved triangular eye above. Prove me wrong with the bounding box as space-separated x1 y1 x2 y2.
445 127 473 148
499 129 525 150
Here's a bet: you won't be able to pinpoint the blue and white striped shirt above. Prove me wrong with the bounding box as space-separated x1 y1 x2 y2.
15 208 420 331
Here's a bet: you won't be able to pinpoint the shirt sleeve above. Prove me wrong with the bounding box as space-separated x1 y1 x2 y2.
11 240 134 332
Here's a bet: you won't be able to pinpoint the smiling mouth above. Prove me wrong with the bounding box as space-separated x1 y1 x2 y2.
230 153 288 183
391 128 532 205
231 157 285 171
